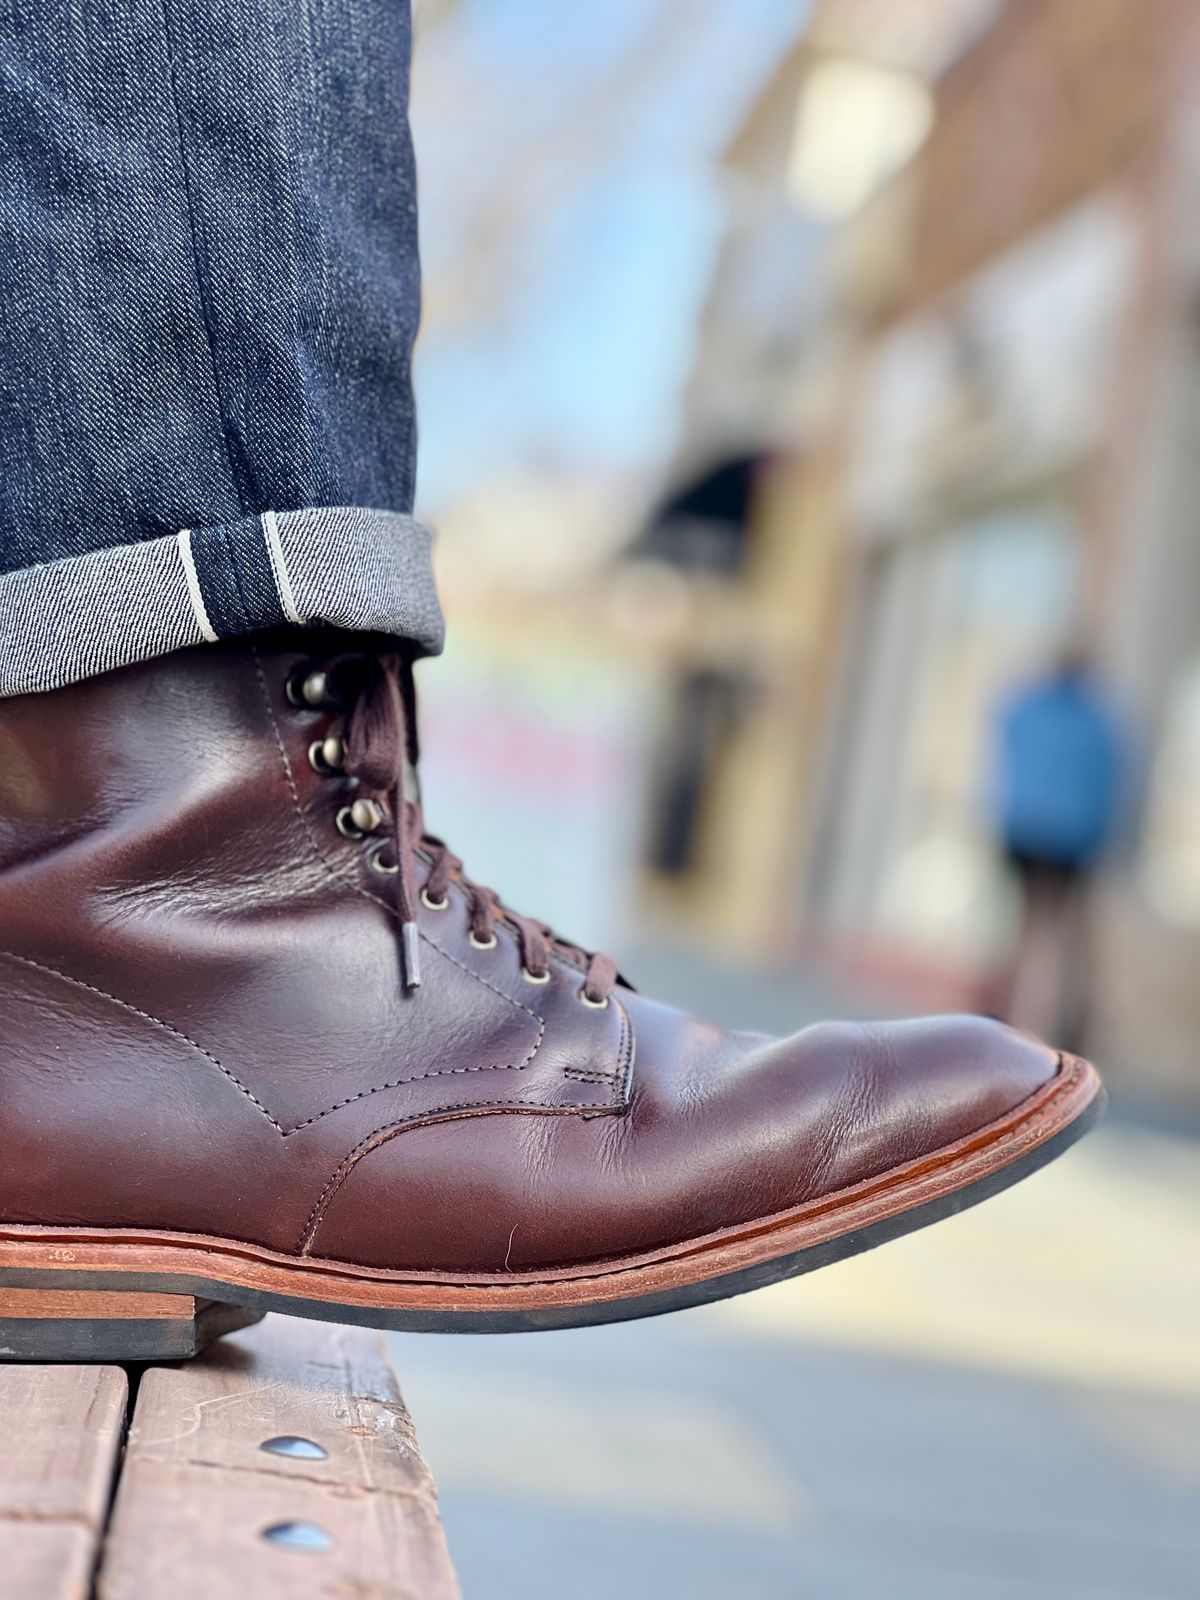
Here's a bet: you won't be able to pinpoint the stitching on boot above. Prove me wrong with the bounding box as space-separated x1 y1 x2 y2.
0 947 285 1133
563 1007 633 1092
0 947 557 1137
285 1052 549 1132
297 1084 628 1255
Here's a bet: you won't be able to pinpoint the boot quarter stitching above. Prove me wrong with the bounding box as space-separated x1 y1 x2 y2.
298 1085 629 1255
0 946 553 1136
285 1049 547 1132
0 947 285 1133
297 996 634 1253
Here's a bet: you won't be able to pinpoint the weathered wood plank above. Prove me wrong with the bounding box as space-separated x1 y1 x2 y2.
98 1315 459 1599
0 1363 127 1600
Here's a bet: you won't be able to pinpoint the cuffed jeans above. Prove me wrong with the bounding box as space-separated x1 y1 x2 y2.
0 0 443 697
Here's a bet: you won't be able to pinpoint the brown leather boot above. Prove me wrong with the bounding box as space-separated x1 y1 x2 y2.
0 637 1103 1359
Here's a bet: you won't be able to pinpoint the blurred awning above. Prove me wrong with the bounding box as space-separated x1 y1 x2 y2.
631 454 762 574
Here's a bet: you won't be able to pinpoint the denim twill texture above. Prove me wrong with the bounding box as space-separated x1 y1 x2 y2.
0 0 441 695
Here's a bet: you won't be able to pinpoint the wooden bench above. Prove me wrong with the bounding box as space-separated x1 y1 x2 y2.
0 1314 460 1598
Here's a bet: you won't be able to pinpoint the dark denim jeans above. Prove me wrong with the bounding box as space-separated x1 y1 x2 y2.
0 0 442 696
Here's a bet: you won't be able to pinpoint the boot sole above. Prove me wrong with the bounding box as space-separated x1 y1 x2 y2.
0 1053 1103 1356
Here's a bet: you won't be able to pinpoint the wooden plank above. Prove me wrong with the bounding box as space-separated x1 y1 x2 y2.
0 1364 127 1600
98 1315 459 1600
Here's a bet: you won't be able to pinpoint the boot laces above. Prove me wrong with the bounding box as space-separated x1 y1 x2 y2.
319 652 619 1007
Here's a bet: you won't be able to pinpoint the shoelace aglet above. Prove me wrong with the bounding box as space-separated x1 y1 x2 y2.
401 920 422 990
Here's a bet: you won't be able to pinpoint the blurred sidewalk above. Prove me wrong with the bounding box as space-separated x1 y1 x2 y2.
389 947 1199 1600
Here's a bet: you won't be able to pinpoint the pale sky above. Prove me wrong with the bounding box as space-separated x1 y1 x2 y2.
411 0 807 513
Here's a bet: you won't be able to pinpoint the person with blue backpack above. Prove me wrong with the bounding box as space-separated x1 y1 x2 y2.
991 647 1131 1048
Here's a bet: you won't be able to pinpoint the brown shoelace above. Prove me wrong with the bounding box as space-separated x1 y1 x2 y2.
325 652 618 1006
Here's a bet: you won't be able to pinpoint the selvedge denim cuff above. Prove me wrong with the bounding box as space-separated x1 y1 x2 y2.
0 506 444 697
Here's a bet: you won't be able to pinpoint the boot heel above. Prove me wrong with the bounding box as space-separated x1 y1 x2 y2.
0 1287 262 1362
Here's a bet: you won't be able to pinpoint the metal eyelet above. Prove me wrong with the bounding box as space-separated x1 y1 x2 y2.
308 737 345 776
421 888 449 912
285 668 313 708
468 930 498 951
579 991 610 1010
521 966 550 985
348 798 383 834
286 668 337 710
366 840 399 876
336 806 364 840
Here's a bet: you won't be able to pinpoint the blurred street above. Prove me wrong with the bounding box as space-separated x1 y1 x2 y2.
413 0 1200 1115
402 4 1200 1593
391 952 1199 1600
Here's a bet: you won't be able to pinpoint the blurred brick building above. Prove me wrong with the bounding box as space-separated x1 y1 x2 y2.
635 0 1200 1105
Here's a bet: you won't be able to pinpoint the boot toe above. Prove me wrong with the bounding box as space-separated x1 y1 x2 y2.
779 1012 1062 1204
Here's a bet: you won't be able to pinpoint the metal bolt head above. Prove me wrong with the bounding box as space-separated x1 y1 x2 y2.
320 736 345 770
260 1435 329 1461
260 1520 333 1553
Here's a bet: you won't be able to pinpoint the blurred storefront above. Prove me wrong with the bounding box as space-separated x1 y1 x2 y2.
635 0 1200 1102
